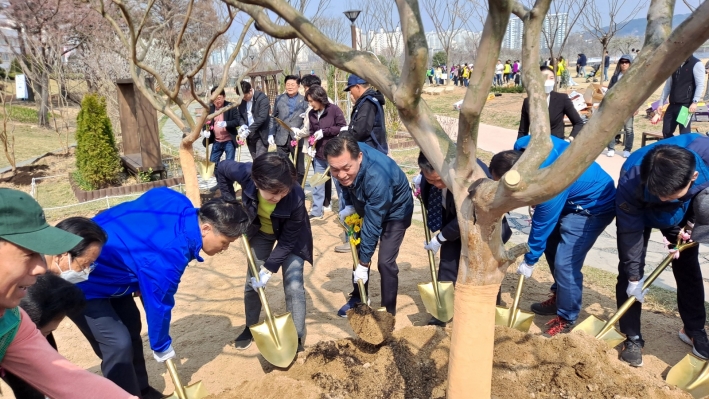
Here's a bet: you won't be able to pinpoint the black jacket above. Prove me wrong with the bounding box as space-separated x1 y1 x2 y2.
202 101 240 147
215 160 313 272
346 89 388 154
517 91 584 140
669 56 700 105
420 159 512 243
237 91 271 145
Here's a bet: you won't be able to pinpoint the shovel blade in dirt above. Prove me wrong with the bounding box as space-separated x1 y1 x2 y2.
197 161 215 181
418 281 454 323
163 359 208 399
494 275 535 332
667 353 709 398
570 314 626 348
249 312 299 368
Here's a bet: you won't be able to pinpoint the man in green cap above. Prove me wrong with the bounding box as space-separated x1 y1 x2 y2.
0 188 137 398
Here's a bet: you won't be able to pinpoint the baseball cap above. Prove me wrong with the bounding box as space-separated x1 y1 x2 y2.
0 189 82 255
344 75 368 92
691 188 709 244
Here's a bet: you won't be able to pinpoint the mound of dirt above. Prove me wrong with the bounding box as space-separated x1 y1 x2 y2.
346 304 395 345
206 326 691 399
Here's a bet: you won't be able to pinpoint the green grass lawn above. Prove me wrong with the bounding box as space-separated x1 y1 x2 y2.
0 123 75 169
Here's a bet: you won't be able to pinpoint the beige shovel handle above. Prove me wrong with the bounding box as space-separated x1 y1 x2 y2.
301 154 312 188
337 218 368 303
508 274 526 328
241 236 282 347
165 358 187 399
595 237 697 338
411 183 443 306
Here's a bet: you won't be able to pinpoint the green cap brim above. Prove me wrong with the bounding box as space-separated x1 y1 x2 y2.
2 225 82 255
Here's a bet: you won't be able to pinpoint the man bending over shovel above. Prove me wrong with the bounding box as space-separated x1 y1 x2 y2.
216 153 312 353
72 188 250 398
414 152 513 326
615 134 709 367
489 135 616 336
325 134 414 317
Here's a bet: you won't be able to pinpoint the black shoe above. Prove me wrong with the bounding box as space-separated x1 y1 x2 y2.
297 338 305 353
544 316 574 336
140 386 163 399
309 213 323 220
427 316 447 327
679 328 709 359
234 328 253 350
620 338 644 367
530 293 557 316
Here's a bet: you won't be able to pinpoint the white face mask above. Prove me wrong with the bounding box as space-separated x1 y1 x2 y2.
56 253 90 284
544 80 555 94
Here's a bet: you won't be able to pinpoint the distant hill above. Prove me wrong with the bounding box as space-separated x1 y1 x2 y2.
604 13 691 37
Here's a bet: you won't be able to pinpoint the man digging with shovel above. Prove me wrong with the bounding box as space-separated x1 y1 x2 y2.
615 134 709 367
325 134 413 319
489 135 616 337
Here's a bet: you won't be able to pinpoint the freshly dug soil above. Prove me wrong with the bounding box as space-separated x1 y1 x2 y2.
346 303 395 345
206 326 691 399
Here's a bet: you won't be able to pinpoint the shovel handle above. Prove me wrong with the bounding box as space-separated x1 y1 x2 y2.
301 155 312 189
337 219 369 304
411 183 443 304
241 236 281 347
596 238 697 338
237 145 242 162
165 359 188 399
508 274 526 328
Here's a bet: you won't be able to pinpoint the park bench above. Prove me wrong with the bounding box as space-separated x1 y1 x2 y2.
641 132 663 147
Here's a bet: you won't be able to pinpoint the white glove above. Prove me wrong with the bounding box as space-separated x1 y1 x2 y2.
424 233 446 254
353 264 369 284
291 127 303 139
516 261 535 279
626 278 648 303
153 345 176 363
216 121 227 128
339 205 356 224
413 174 422 193
250 266 272 289
340 126 349 132
200 130 211 139
307 146 316 158
313 129 323 141
268 135 275 146
238 129 250 140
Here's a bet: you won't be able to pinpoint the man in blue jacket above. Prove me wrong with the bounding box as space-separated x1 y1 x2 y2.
215 153 312 352
325 134 413 316
489 136 616 336
71 188 250 398
614 133 709 367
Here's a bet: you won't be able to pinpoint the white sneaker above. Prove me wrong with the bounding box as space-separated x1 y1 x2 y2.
323 205 332 212
623 151 631 158
606 150 615 157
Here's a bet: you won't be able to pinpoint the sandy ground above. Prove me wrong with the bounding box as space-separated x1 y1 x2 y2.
1 207 700 398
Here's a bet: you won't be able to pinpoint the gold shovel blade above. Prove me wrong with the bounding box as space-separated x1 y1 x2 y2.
162 382 208 399
494 305 535 332
249 312 298 368
418 282 455 323
571 315 626 348
197 161 215 181
309 173 330 187
667 354 709 398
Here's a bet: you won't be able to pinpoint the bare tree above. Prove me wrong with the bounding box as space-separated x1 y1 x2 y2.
609 35 643 55
423 0 473 68
181 0 709 396
355 0 404 66
582 0 646 69
540 0 588 84
0 74 16 175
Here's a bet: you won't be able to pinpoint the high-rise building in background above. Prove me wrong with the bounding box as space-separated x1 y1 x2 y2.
502 13 569 50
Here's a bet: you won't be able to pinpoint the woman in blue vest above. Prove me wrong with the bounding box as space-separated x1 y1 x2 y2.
71 188 250 398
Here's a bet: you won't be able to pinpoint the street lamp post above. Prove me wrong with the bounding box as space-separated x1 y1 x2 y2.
343 10 361 50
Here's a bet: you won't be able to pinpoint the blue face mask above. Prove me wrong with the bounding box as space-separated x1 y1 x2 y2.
56 254 91 284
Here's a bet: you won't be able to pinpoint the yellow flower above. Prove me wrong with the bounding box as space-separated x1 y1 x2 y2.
353 225 361 233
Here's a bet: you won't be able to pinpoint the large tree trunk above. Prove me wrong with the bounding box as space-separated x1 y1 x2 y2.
38 70 50 127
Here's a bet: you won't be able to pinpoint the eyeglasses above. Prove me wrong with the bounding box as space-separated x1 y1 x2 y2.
619 61 630 64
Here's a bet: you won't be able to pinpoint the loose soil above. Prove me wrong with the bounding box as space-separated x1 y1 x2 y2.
346 304 395 345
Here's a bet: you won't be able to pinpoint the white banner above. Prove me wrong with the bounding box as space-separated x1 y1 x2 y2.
15 74 28 100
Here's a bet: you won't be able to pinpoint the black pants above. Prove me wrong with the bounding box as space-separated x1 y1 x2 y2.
247 137 268 159
350 215 412 315
662 103 693 138
279 139 305 184
616 225 706 343
438 239 462 284
2 333 58 398
69 295 149 396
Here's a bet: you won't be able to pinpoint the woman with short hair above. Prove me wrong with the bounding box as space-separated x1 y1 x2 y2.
305 85 347 219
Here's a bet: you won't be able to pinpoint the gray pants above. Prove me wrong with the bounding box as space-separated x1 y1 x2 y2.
247 137 268 160
244 231 306 338
607 116 634 152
